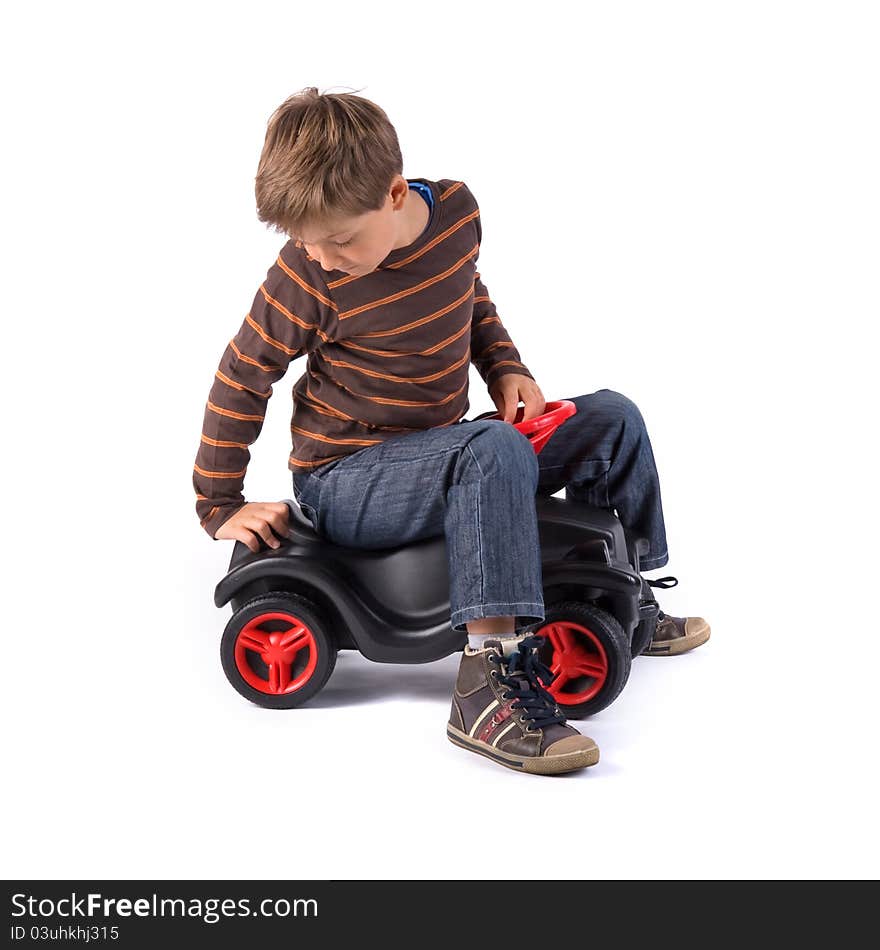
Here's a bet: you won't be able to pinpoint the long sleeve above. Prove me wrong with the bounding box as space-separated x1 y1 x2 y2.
192 252 337 539
468 204 534 387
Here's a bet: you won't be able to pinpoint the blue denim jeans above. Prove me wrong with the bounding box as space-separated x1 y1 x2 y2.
291 389 668 633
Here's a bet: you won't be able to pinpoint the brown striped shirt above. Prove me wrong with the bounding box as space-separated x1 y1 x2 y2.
193 178 533 539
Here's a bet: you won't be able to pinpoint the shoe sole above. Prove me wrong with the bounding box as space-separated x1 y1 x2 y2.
446 723 599 775
643 625 711 656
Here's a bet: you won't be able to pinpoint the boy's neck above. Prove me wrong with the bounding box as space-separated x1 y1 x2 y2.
393 182 430 251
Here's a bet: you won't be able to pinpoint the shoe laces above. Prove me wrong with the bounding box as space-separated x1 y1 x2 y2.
646 575 678 589
645 575 678 623
487 635 567 730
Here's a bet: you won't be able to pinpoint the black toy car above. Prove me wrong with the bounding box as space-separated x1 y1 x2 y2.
215 401 661 718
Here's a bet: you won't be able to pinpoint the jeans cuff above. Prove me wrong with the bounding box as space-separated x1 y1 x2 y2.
640 551 669 570
450 601 546 633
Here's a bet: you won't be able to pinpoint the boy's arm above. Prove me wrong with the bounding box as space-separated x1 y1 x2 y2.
193 251 336 539
468 200 534 387
470 269 535 387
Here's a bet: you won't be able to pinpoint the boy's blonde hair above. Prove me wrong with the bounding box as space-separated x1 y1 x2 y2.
255 86 403 237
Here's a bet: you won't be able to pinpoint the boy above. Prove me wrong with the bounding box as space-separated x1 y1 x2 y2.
193 87 710 776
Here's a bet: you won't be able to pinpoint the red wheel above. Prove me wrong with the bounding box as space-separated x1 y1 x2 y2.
539 620 609 705
234 612 319 695
221 592 336 709
531 601 631 718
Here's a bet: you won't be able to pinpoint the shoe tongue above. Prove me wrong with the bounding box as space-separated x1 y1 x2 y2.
484 635 548 695
483 634 525 659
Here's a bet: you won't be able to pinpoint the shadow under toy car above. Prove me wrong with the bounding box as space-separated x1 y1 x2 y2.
215 400 664 718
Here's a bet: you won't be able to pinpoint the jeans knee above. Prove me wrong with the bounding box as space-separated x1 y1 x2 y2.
592 389 646 431
463 420 539 486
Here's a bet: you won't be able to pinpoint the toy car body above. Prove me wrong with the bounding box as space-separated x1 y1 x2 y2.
215 402 660 717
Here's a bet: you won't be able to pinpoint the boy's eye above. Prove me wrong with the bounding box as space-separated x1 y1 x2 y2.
297 235 355 249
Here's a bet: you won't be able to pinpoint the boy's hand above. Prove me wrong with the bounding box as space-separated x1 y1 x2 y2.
489 373 546 423
214 501 290 552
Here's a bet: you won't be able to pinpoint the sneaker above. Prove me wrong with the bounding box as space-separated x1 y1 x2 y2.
640 575 711 656
447 633 599 774
643 611 711 656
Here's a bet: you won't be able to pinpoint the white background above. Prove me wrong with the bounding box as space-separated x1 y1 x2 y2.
3 0 878 880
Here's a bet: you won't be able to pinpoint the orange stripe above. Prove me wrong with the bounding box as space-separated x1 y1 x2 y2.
200 505 220 526
289 453 349 470
301 383 412 431
339 317 470 359
424 320 471 355
325 188 475 288
215 369 271 399
207 399 264 423
345 286 474 340
229 339 284 373
475 341 514 361
244 313 301 357
338 243 478 320
319 348 470 384
288 402 466 470
299 388 352 422
201 434 249 450
474 316 500 328
307 370 468 408
290 424 382 447
373 210 478 274
194 464 248 479
275 254 338 310
439 181 465 201
439 404 467 426
258 284 332 341
484 360 527 374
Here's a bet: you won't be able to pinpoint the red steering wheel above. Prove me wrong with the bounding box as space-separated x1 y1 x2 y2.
470 399 576 454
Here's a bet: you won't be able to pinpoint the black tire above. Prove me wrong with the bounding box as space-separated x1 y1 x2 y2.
220 591 337 709
528 601 631 719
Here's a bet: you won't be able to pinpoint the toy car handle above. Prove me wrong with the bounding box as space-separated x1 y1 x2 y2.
470 399 576 454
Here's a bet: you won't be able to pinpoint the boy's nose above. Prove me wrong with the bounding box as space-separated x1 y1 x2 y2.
319 255 343 272
301 244 340 271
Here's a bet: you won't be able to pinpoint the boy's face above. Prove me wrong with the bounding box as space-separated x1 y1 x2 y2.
292 175 421 276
